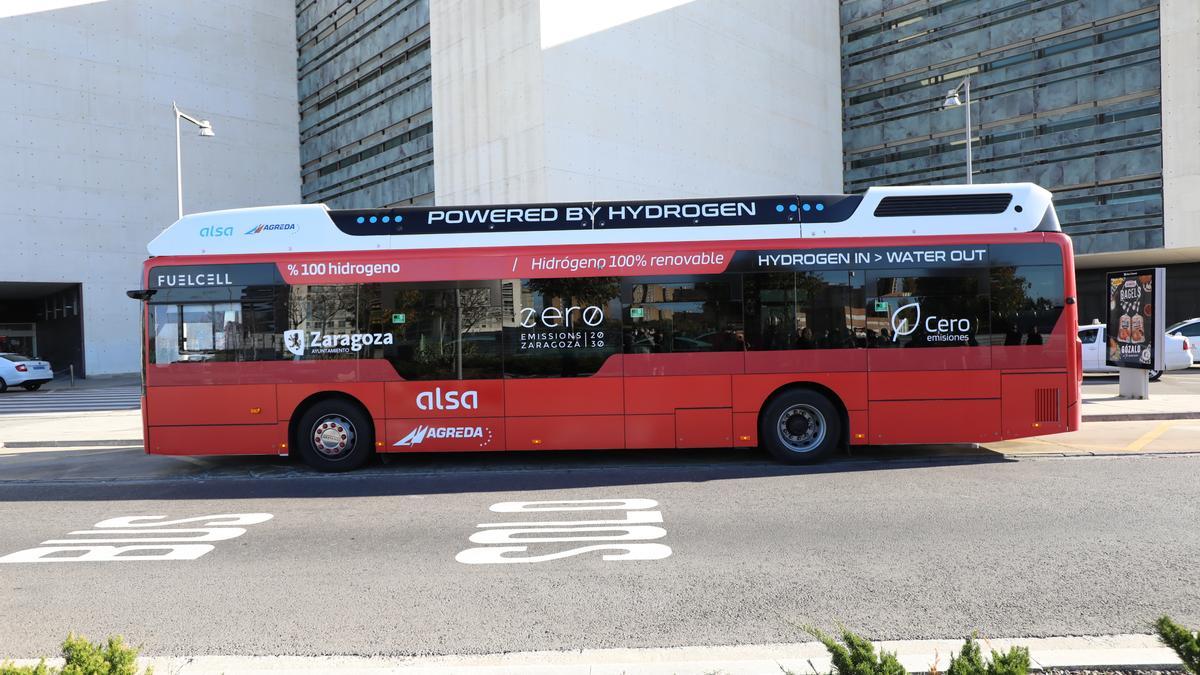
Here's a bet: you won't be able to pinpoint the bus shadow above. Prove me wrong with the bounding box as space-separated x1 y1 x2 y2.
0 444 1010 502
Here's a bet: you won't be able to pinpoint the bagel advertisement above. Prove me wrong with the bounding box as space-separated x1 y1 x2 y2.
1105 268 1165 370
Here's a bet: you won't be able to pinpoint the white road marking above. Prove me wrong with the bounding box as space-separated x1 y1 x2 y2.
0 513 272 563
457 498 672 564
0 385 141 415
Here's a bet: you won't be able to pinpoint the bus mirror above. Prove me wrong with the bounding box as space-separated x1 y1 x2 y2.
126 289 157 301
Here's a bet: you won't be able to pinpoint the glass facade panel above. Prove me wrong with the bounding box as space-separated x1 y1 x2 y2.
841 0 1163 256
297 0 434 208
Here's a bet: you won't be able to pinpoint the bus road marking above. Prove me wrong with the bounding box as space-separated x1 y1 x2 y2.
1124 420 1176 453
0 513 273 563
456 498 672 565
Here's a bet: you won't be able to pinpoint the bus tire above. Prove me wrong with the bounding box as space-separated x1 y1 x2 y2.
295 400 374 472
760 389 841 464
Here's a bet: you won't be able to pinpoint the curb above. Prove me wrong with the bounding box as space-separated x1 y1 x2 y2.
2 634 1182 675
1002 450 1200 460
0 439 143 449
1083 412 1200 422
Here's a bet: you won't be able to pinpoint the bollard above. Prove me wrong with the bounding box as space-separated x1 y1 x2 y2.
69 364 75 388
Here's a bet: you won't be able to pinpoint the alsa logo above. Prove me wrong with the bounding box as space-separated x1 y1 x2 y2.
417 387 478 411
245 223 296 235
394 425 493 447
283 329 393 356
200 226 234 238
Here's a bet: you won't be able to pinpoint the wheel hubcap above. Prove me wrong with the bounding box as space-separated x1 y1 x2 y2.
777 404 826 453
311 415 355 458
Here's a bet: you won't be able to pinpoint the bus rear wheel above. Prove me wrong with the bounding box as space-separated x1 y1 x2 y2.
760 390 841 464
295 400 374 472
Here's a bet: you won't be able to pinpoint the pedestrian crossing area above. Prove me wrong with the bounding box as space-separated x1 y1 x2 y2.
0 385 141 415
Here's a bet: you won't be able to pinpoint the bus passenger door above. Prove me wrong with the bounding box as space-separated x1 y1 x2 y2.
501 278 625 451
864 263 997 444
380 282 507 452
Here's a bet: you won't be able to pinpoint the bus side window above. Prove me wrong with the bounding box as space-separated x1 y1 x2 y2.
743 271 858 350
149 302 241 363
623 276 744 353
383 283 503 380
151 304 181 363
505 277 620 377
989 265 1064 347
866 269 988 348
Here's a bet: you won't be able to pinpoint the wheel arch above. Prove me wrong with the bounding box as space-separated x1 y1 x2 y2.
757 381 850 450
287 390 377 457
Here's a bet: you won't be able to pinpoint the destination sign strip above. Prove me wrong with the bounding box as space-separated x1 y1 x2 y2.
148 263 283 289
731 245 991 271
328 194 865 237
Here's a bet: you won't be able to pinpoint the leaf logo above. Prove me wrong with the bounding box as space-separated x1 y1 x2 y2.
890 301 921 342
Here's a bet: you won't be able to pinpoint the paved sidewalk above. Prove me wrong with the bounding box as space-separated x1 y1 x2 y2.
0 409 142 448
1081 389 1200 421
46 372 139 390
987 418 1200 456
1080 369 1200 420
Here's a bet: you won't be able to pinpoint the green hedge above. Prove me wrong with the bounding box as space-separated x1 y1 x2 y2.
0 634 147 675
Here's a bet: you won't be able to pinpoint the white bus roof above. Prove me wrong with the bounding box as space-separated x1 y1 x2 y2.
146 183 1058 257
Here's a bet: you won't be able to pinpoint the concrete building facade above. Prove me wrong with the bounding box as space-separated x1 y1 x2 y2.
430 0 843 204
13 1 1196 376
0 0 302 376
840 0 1200 324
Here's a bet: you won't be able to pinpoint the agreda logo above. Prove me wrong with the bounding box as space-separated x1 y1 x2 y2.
245 223 296 235
394 425 495 448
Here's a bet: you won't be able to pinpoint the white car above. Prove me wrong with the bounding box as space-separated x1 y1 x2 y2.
0 353 53 392
1168 317 1200 345
1078 324 1193 381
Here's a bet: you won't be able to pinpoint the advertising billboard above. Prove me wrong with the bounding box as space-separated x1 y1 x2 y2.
1105 268 1165 371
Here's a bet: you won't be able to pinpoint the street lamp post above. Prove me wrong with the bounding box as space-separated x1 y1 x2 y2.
941 77 972 184
173 101 214 219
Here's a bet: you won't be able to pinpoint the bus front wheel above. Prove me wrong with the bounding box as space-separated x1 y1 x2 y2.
295 400 374 472
760 390 841 464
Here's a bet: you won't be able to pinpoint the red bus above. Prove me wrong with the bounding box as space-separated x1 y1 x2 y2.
129 183 1081 471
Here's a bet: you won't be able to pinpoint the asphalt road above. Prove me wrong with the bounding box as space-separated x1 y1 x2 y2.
2 453 1199 658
